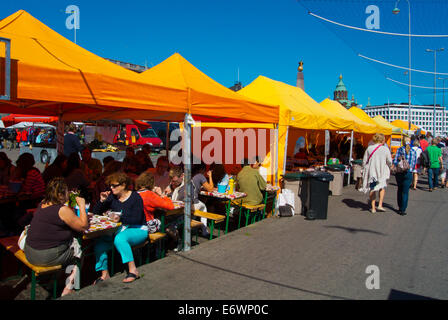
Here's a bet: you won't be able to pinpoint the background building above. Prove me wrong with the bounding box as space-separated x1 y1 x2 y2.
364 103 447 136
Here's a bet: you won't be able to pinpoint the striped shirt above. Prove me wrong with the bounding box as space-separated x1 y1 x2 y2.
22 168 46 198
393 146 417 172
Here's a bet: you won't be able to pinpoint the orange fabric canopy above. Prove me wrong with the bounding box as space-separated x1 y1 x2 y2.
0 10 278 124
139 53 279 123
1 114 58 127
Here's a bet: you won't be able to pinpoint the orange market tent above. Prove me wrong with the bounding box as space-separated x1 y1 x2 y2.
1 113 58 127
0 11 280 251
320 99 377 134
0 10 279 124
139 53 279 123
348 107 392 135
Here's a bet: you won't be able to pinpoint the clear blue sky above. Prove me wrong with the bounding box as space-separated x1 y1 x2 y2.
3 0 448 108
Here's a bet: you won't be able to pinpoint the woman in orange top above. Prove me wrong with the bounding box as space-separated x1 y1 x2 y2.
135 172 174 233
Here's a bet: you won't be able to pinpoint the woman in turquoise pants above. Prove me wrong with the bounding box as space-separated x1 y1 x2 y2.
92 172 148 283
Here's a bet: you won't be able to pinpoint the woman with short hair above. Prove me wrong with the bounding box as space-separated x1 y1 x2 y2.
360 133 393 213
91 172 147 284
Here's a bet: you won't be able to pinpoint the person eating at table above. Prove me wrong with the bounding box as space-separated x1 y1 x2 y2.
236 156 267 206
42 154 68 185
91 172 147 284
80 147 103 182
147 156 171 191
135 172 174 234
24 177 89 297
0 152 16 185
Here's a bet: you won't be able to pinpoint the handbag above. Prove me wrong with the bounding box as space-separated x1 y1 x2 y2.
396 156 410 173
18 225 30 251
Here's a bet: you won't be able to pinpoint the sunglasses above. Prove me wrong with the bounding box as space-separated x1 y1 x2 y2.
109 183 122 189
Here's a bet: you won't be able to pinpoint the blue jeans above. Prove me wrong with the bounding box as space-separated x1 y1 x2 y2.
395 171 413 212
428 167 440 189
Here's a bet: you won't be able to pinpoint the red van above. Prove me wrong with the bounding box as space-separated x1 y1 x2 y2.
114 124 163 153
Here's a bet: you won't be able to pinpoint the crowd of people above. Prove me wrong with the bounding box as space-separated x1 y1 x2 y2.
0 124 270 296
0 127 56 150
360 132 447 215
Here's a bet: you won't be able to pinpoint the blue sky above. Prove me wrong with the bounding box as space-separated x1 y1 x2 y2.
3 0 448 108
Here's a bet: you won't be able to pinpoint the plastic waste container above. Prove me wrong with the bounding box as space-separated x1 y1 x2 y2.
300 171 334 220
282 172 306 215
325 165 344 196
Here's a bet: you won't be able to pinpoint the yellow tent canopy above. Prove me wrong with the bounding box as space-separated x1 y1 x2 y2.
348 107 392 135
391 119 426 134
139 53 279 123
373 115 402 134
320 98 377 134
239 76 354 130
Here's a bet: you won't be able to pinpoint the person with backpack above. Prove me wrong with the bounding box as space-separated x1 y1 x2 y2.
392 137 417 215
426 137 443 192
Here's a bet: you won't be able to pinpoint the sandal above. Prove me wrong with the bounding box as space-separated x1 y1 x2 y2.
123 272 140 283
93 277 104 285
369 208 376 213
377 207 386 212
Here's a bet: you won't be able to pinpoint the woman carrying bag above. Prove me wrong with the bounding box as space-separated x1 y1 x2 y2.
392 137 417 216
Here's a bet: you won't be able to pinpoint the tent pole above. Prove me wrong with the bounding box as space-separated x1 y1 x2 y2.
183 113 192 252
282 126 289 176
274 124 279 186
56 106 64 155
165 121 170 156
348 130 354 186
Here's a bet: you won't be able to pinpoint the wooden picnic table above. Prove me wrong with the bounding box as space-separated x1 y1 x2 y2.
199 191 247 234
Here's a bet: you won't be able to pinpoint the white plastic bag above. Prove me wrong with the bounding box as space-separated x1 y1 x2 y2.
278 189 295 216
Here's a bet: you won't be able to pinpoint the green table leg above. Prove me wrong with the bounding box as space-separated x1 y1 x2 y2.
31 271 36 300
225 200 231 234
209 221 215 240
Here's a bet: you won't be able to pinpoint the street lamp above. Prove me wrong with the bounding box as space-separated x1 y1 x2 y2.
426 48 445 136
439 76 448 135
393 0 412 131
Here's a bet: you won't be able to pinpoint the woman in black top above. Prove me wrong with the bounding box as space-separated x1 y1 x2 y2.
91 172 147 284
25 177 89 297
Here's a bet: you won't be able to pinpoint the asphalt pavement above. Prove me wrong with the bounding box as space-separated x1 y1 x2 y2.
61 176 448 300
1 146 447 300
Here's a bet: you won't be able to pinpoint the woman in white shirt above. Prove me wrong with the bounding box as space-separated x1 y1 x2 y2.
411 139 422 190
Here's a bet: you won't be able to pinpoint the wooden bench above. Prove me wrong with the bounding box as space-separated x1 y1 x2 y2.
0 236 62 300
193 210 226 240
237 204 266 229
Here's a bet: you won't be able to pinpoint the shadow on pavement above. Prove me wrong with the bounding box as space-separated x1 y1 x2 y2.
324 225 387 236
176 254 353 300
388 289 438 300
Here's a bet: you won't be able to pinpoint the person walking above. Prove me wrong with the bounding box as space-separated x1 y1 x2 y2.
440 139 448 188
63 124 83 157
411 139 422 190
360 133 393 213
392 137 417 215
426 138 443 192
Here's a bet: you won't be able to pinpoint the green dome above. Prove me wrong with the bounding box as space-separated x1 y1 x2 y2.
335 74 347 92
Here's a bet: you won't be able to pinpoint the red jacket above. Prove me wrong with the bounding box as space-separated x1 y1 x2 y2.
15 130 21 142
137 190 174 221
420 139 429 151
21 130 28 141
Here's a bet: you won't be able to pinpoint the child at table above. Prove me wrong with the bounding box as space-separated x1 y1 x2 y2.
135 172 174 234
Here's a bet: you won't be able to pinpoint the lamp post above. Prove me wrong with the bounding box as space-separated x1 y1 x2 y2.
439 77 448 135
426 48 445 136
393 0 412 131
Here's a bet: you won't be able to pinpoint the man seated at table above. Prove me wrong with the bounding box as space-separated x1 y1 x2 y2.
80 147 103 182
146 156 171 191
236 156 267 206
294 148 309 166
165 166 210 240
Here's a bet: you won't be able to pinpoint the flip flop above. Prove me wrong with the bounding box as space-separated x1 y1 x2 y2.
123 272 140 283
